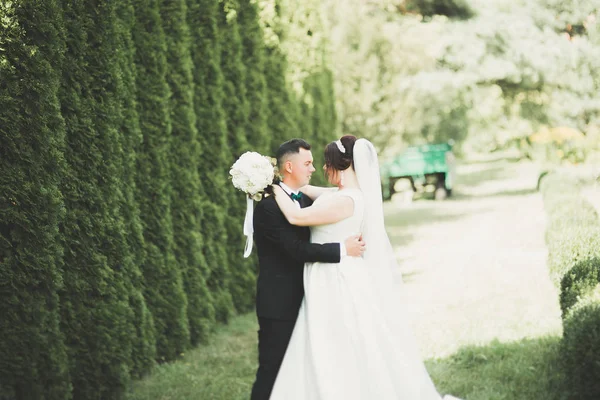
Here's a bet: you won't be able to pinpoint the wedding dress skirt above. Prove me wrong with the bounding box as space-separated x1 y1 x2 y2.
270 190 460 400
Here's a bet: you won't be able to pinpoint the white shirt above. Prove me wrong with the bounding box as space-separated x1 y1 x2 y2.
279 182 302 209
278 182 347 258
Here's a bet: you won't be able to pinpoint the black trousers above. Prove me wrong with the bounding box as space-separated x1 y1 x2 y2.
250 317 297 400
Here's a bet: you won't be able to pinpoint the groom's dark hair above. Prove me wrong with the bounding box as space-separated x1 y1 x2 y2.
276 138 311 168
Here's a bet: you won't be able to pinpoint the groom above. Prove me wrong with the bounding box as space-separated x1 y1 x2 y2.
250 139 365 399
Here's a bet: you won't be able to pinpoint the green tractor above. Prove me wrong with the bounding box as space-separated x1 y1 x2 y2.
380 142 456 201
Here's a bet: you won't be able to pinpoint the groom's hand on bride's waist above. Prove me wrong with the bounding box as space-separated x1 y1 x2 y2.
345 234 366 257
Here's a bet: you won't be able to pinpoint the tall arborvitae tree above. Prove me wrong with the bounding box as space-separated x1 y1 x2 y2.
159 0 215 345
187 0 235 323
263 48 301 153
58 1 137 398
114 0 157 377
219 0 250 154
0 2 71 399
276 0 337 185
303 70 337 186
238 0 270 154
219 0 257 313
257 0 306 152
131 0 191 360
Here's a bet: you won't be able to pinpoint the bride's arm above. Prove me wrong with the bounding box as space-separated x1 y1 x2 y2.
299 185 337 201
272 185 353 226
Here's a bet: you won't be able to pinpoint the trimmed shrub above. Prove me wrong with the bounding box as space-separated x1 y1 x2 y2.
562 285 600 399
540 173 600 284
547 225 600 286
560 258 600 316
541 172 600 399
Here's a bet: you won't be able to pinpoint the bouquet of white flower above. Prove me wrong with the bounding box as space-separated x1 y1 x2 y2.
230 151 276 201
229 151 277 258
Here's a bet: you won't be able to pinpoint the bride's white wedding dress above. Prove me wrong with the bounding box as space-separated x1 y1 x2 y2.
270 186 460 399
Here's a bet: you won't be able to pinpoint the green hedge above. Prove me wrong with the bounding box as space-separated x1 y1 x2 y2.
186 0 235 324
0 2 71 398
0 0 336 398
560 258 600 316
218 0 263 314
562 285 600 400
160 0 215 348
540 173 600 294
131 0 191 363
541 173 600 399
115 0 158 378
58 2 156 398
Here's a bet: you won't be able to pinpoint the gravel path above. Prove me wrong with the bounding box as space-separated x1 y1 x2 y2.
384 158 563 358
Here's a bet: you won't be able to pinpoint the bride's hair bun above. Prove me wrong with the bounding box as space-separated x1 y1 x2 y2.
324 135 357 172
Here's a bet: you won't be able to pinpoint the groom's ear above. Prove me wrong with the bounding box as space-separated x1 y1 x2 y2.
284 160 293 174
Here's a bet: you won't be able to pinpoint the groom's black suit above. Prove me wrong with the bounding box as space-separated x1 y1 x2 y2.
250 189 340 400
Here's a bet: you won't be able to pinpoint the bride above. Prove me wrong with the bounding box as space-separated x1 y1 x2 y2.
269 135 460 400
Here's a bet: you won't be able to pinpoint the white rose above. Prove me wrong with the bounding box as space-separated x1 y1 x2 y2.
230 151 275 199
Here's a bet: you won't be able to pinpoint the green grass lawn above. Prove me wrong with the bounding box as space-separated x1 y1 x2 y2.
126 313 258 400
126 312 568 400
427 336 568 400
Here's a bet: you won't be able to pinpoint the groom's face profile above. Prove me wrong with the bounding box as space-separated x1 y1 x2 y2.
284 148 316 188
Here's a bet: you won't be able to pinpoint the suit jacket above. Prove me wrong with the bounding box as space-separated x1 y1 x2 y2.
253 191 340 320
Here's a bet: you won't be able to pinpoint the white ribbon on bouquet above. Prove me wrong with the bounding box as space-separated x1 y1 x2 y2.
243 197 254 258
